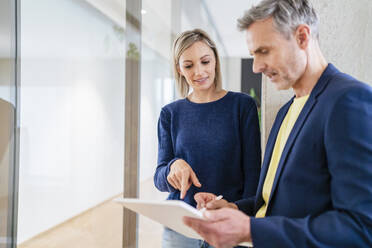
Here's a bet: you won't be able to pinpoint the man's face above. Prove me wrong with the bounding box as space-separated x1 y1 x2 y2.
246 18 307 90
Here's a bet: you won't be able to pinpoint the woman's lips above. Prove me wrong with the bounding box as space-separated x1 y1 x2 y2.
194 77 208 84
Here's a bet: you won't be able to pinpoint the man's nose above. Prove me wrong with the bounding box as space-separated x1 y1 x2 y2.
252 58 265 74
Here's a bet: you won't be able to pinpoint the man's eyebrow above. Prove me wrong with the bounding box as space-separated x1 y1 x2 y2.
252 47 269 55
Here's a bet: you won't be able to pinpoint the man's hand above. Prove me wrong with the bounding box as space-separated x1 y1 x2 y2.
167 159 201 199
183 208 252 248
194 192 238 210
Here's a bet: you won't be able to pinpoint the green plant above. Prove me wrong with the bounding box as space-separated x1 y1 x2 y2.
248 88 261 128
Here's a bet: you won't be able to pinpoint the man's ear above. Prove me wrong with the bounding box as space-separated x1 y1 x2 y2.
295 24 311 49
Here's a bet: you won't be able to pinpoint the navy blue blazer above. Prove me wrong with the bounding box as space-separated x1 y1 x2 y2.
240 64 372 247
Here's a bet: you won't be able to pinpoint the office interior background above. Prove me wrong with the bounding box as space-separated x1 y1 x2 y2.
1 0 372 247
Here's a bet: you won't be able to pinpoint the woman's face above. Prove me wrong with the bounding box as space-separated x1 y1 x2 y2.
178 41 216 93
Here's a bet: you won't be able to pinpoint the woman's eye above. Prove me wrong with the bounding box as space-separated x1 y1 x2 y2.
184 65 192 69
202 61 210 64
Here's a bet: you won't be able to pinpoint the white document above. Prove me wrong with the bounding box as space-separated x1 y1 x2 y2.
115 198 252 247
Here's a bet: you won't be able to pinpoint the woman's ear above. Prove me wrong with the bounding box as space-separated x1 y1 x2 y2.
177 64 183 76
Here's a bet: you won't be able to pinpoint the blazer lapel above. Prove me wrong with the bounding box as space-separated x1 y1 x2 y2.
264 64 339 212
254 101 293 211
266 97 317 207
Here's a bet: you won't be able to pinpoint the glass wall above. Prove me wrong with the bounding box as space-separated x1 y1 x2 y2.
12 0 250 247
17 1 125 247
0 0 17 247
138 0 173 245
138 0 231 247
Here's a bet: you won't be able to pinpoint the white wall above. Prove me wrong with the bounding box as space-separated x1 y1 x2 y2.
313 0 372 85
361 1 372 84
222 57 242 92
18 0 125 243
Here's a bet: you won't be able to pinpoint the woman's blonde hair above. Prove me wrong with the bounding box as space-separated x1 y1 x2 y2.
172 29 222 98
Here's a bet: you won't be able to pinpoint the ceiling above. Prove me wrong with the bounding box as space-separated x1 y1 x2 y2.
0 0 260 59
204 0 260 58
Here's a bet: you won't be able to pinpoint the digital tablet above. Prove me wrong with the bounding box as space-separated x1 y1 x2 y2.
115 198 203 239
115 198 252 247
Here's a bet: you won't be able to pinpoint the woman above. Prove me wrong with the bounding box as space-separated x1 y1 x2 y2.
154 29 261 248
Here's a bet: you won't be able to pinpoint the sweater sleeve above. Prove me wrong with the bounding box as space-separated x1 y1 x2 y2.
235 98 261 211
153 108 178 193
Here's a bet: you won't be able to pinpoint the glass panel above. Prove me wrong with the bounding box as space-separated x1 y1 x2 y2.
138 1 232 247
123 0 141 246
17 1 125 247
0 0 17 247
138 0 173 246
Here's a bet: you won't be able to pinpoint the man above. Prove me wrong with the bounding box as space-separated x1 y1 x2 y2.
183 0 372 247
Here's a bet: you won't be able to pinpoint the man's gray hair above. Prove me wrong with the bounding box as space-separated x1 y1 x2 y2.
237 0 319 39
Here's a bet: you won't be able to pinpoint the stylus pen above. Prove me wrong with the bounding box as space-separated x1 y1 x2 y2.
200 195 223 212
215 195 223 201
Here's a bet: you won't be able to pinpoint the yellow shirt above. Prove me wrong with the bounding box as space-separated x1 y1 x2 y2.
256 95 309 218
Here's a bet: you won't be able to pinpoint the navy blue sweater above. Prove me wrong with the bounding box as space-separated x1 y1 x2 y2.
154 91 261 209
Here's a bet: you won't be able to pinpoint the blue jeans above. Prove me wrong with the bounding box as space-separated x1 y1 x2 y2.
162 227 213 248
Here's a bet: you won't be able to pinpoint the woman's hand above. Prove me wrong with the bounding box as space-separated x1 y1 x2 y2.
194 192 238 210
194 192 216 209
167 159 201 199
